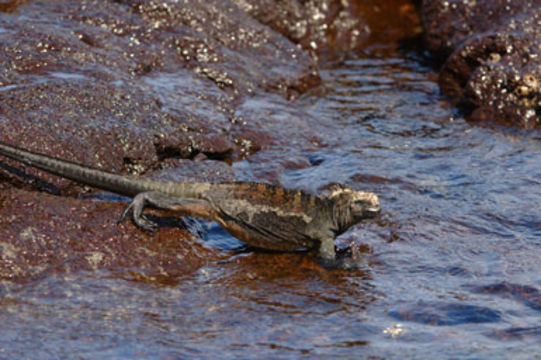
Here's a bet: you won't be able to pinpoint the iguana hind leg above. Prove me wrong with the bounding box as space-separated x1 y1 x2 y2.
118 191 215 231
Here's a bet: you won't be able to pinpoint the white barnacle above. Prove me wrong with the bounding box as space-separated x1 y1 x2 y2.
524 74 538 89
488 53 501 63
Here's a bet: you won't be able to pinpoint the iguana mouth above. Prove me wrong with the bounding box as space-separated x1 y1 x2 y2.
366 205 381 216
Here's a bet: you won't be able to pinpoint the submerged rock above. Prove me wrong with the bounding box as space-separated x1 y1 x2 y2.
422 0 541 128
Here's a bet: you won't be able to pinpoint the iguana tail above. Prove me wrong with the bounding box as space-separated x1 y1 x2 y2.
0 141 204 198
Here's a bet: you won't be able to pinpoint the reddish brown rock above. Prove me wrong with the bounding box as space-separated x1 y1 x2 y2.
0 0 321 187
0 188 217 283
230 0 370 58
351 0 422 48
421 0 541 128
233 0 421 58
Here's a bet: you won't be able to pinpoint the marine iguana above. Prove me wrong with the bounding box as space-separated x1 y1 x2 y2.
0 142 380 260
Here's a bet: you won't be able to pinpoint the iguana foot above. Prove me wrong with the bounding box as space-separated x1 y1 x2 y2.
317 244 369 269
118 192 163 232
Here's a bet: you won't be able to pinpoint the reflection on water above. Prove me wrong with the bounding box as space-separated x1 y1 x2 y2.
3 50 541 358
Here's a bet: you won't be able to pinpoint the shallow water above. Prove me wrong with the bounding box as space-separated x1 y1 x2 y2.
3 48 541 359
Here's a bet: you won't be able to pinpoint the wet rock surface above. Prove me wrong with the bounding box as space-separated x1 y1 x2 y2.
421 0 541 128
0 188 214 283
0 0 320 180
0 0 332 280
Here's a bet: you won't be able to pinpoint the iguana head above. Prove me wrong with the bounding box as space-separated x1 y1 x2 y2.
324 184 381 233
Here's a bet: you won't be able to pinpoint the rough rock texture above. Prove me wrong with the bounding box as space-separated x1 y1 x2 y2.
0 0 320 183
0 187 216 283
230 0 370 58
422 0 541 128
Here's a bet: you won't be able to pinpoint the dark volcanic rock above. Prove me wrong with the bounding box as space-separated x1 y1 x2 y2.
0 0 321 189
421 0 541 128
233 0 421 58
230 0 371 57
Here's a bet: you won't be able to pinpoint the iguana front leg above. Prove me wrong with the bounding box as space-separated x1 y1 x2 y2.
119 191 215 231
318 235 336 260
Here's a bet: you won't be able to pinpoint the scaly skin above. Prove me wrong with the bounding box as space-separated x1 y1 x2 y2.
0 142 380 260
